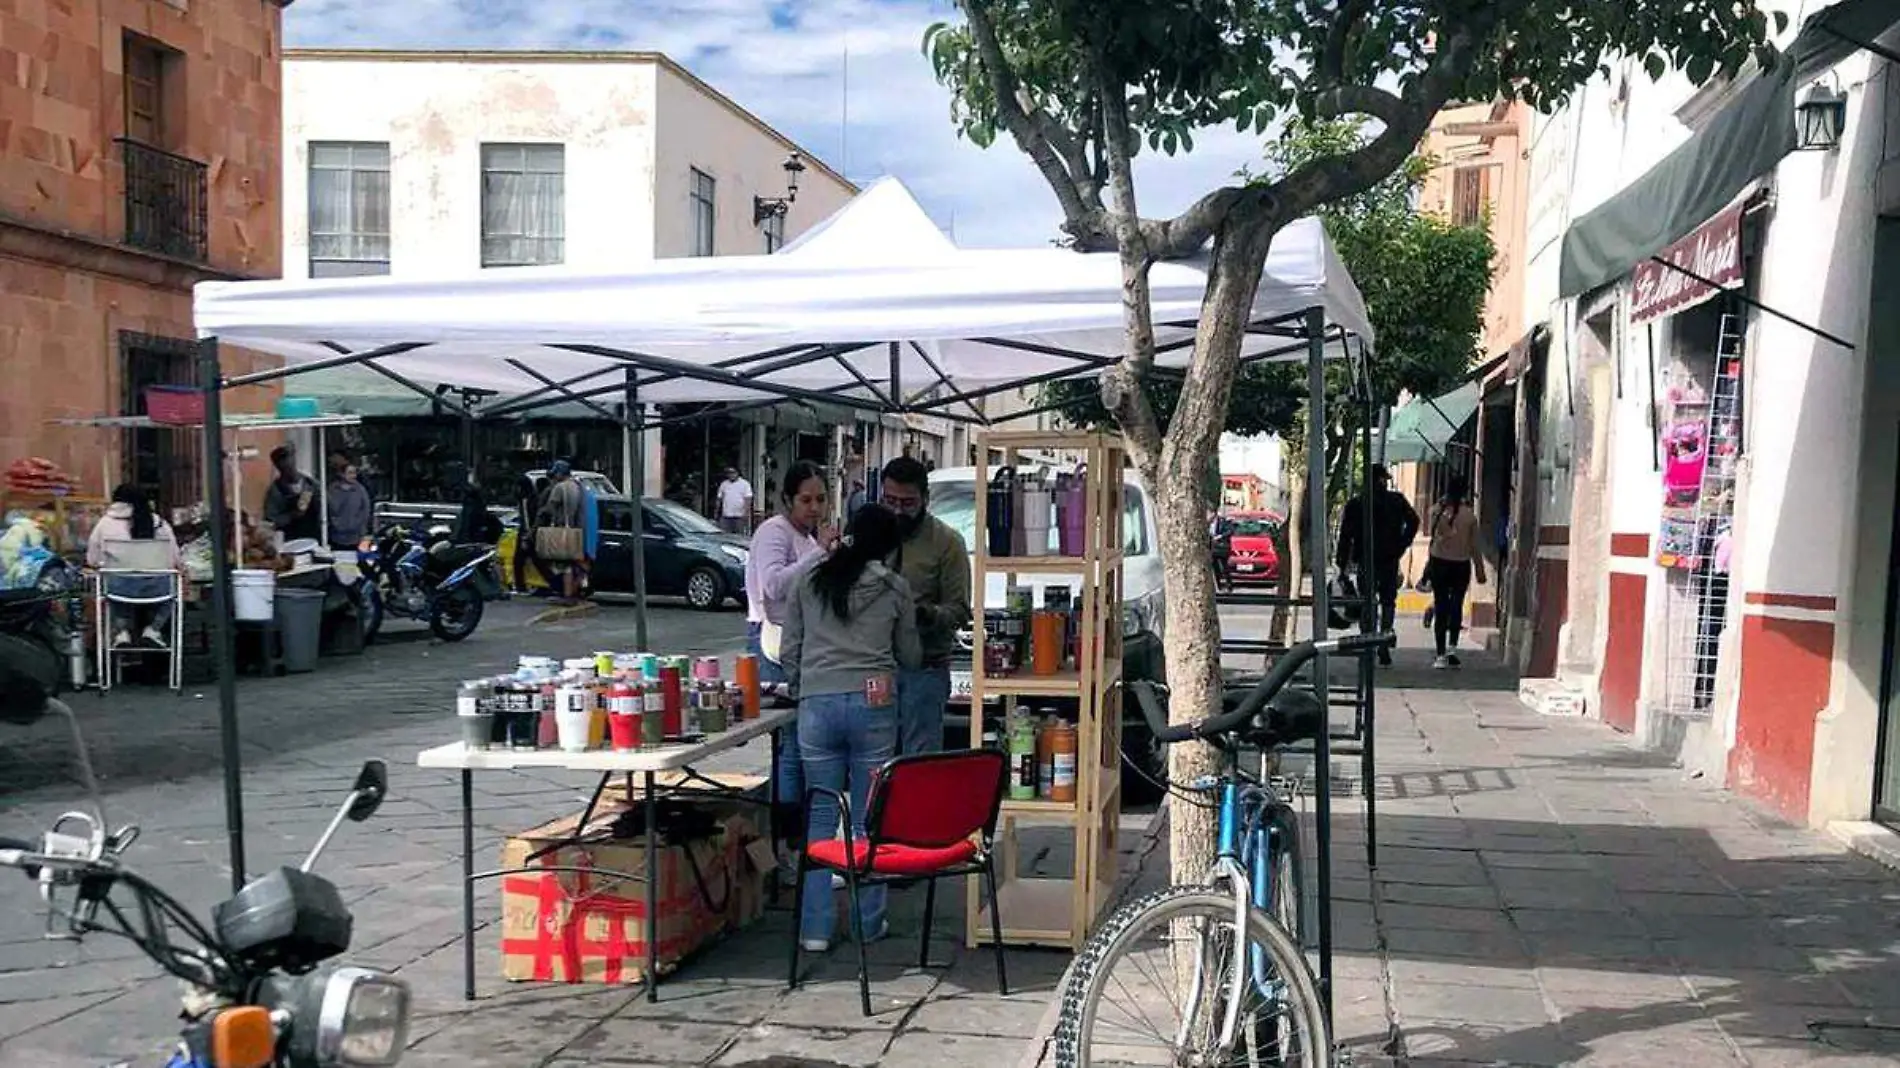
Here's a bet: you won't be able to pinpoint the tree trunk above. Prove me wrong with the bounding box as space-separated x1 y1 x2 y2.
1154 212 1279 886
1272 460 1304 647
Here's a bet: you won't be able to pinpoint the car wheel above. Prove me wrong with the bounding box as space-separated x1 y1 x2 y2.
685 566 724 611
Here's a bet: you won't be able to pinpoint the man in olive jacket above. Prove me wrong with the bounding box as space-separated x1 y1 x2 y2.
880 457 971 755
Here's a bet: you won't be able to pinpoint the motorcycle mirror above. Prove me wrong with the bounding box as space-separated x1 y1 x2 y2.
346 760 387 822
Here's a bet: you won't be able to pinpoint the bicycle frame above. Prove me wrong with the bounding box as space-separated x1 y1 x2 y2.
1175 754 1303 1056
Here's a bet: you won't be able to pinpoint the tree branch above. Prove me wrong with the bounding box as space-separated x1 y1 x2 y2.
1319 0 1374 85
960 0 1110 247
1094 58 1165 460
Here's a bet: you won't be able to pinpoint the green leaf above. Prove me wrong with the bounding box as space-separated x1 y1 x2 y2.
1644 52 1667 79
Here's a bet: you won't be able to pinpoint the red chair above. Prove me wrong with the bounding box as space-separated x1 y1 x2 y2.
788 748 1010 1016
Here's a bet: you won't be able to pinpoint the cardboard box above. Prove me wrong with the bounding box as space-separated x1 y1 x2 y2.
498 803 767 985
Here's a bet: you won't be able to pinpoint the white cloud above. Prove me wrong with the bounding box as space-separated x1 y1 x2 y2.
283 0 1273 248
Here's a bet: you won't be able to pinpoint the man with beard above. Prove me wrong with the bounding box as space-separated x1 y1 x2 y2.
879 457 970 756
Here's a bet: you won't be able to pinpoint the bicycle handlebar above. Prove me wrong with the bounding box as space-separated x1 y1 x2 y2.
1131 632 1395 745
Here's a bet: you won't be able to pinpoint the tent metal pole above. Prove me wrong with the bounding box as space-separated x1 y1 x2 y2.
356 358 474 414
505 359 620 422
1356 336 1379 872
1304 307 1334 1028
908 342 989 424
221 342 427 388
626 369 649 652
198 337 246 896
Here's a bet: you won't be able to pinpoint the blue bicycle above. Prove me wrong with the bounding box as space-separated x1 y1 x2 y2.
1053 632 1393 1068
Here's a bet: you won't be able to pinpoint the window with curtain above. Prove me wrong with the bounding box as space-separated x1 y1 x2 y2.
762 209 785 253
308 142 391 278
481 143 566 267
691 168 716 256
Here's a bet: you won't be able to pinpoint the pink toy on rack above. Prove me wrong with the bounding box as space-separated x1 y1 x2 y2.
1662 421 1707 507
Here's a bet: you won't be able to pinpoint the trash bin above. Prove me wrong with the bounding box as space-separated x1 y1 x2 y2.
275 588 325 674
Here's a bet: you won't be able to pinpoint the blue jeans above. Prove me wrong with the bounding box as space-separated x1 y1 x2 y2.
104 574 174 633
798 691 896 944
749 622 800 806
898 664 951 756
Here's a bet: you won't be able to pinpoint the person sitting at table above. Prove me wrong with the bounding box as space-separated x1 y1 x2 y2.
87 484 183 649
780 503 921 953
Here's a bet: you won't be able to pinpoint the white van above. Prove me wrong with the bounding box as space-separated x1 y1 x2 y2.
926 466 1168 791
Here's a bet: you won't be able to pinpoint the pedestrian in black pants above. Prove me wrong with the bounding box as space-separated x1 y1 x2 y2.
1336 464 1421 666
1423 477 1485 668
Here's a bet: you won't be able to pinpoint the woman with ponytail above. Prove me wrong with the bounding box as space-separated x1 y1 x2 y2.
780 503 921 952
86 484 182 648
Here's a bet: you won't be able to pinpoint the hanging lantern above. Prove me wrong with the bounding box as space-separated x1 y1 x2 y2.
1795 82 1847 152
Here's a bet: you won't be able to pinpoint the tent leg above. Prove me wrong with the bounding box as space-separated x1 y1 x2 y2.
199 338 246 896
319 426 329 548
626 370 649 653
1305 308 1333 1029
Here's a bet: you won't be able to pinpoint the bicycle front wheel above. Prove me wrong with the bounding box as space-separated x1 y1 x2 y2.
1053 885 1329 1068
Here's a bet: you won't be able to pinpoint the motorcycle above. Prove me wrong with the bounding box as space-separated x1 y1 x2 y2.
353 523 497 644
0 558 86 695
0 669 412 1067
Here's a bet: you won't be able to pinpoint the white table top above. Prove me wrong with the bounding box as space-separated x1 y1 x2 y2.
417 707 794 774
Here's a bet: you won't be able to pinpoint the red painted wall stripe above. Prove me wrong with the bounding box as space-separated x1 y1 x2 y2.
1729 615 1835 822
1600 572 1646 733
1743 592 1838 611
1610 533 1651 558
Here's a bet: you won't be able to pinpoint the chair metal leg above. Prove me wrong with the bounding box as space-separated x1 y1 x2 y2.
787 848 808 991
844 866 871 1017
918 877 936 969
983 860 1009 996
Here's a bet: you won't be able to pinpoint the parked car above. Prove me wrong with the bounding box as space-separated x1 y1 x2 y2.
1225 511 1284 584
591 495 747 611
928 466 1169 798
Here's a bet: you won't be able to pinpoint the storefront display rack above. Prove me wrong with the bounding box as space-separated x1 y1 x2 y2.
967 430 1125 951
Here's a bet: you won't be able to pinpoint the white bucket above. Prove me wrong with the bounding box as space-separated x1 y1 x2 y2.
233 570 276 622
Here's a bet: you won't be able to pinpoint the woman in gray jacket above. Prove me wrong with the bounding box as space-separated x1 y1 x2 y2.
781 504 921 952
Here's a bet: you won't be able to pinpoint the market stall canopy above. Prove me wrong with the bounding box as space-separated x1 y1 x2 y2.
1379 382 1480 465
1559 0 1900 299
194 177 1374 413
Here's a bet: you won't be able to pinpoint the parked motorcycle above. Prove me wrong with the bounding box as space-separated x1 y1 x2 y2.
0 671 411 1067
353 524 497 644
0 558 86 695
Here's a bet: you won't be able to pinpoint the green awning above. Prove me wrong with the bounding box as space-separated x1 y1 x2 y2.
1380 382 1480 465
1560 0 1900 298
290 365 615 421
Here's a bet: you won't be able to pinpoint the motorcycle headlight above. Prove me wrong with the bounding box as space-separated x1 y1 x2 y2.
286 966 410 1068
718 544 749 565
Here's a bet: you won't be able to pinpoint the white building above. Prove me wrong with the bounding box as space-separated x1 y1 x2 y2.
1516 0 1900 837
278 49 961 506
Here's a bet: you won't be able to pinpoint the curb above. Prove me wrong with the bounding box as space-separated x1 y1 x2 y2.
1014 800 1172 1068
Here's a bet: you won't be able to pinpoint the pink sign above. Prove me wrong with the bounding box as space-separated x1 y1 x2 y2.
1630 204 1745 324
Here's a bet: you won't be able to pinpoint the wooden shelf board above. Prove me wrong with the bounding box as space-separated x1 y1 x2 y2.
976 670 1083 697
1001 797 1079 821
981 552 1122 574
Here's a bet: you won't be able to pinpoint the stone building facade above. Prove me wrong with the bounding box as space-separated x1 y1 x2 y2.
1 0 286 513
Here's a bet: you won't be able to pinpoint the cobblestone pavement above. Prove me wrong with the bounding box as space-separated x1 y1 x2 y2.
1022 631 1900 1067
0 597 1123 1067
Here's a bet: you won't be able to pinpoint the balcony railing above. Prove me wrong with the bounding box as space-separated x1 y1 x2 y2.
117 138 208 263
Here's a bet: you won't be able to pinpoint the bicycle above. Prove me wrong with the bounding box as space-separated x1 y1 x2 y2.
1052 631 1394 1068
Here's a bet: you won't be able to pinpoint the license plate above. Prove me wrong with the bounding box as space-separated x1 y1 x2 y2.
1236 563 1257 572
951 671 973 699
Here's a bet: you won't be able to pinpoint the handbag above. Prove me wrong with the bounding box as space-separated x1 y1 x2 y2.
535 526 585 563
759 621 784 664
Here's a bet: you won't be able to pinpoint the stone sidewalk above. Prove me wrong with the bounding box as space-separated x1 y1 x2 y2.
1021 642 1900 1067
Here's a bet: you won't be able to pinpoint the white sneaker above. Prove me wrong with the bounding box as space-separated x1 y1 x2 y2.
800 938 830 953
112 630 133 649
1432 655 1451 670
141 626 168 649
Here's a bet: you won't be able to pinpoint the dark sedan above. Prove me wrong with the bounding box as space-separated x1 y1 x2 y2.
590 496 748 611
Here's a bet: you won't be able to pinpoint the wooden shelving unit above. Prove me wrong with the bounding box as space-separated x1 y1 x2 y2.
967 430 1125 952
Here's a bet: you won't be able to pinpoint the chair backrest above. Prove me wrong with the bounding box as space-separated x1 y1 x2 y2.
865 749 1008 849
99 539 174 572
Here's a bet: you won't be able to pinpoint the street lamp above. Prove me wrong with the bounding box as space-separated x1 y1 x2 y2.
1795 81 1847 152
754 152 807 225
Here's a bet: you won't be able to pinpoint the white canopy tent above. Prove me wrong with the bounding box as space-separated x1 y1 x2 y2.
184 176 1382 918
194 178 1374 414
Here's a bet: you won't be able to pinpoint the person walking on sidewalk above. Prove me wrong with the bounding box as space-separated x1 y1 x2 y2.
880 456 970 757
780 504 922 952
716 467 754 535
1336 463 1421 666
1424 476 1485 669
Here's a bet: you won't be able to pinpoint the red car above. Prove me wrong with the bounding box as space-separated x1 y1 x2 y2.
1224 512 1283 583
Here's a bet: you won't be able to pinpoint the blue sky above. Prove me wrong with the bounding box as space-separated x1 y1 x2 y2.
282 0 1270 248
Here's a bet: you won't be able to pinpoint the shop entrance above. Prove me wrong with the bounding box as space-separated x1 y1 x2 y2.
1869 218 1900 825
